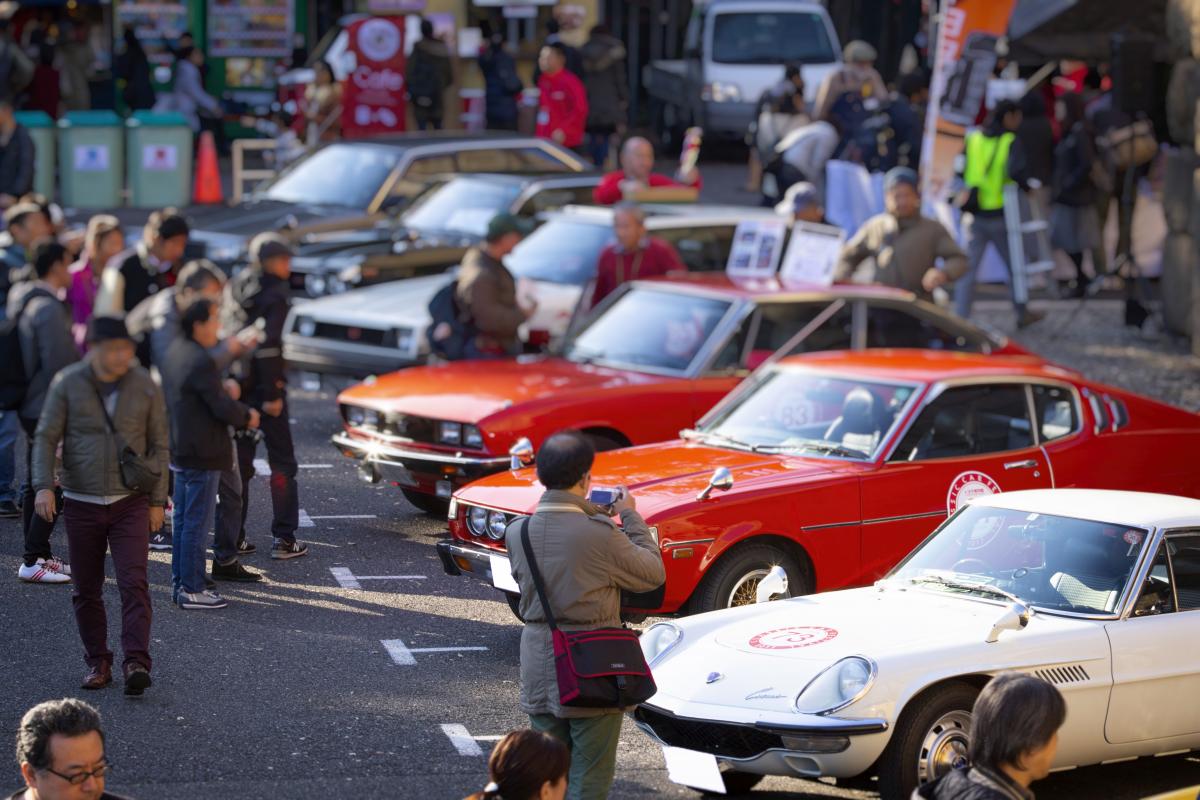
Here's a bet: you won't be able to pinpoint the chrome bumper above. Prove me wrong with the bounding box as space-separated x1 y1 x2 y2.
331 431 509 489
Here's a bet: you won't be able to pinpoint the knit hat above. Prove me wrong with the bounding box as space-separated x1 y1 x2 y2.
86 315 133 344
884 166 919 193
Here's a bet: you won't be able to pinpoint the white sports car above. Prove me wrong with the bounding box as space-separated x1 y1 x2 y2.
635 489 1200 798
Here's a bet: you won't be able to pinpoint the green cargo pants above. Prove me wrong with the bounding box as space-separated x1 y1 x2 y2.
529 712 624 800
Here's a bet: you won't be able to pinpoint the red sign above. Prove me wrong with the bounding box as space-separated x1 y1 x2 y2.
342 17 407 139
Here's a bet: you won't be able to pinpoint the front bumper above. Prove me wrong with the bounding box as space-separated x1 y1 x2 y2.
332 431 509 497
702 101 757 139
285 338 419 378
633 703 889 780
436 539 504 582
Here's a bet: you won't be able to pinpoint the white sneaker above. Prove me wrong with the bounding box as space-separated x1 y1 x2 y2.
176 590 228 610
18 560 71 584
43 556 71 577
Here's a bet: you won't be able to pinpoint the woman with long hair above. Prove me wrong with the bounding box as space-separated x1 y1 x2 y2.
465 729 569 800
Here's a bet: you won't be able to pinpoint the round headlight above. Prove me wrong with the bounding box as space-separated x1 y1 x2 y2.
297 316 317 337
794 657 876 715
305 273 327 297
439 421 462 445
641 622 683 666
327 276 348 294
467 507 489 537
344 405 366 426
362 409 381 429
487 511 508 540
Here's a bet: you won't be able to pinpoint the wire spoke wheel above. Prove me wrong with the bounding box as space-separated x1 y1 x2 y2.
727 568 770 608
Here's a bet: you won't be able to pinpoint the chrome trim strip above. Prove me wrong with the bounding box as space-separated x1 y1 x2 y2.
331 432 508 467
803 520 859 531
862 510 946 526
664 538 716 548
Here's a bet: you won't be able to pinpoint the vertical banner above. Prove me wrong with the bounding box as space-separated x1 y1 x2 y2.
920 0 1017 207
342 17 407 139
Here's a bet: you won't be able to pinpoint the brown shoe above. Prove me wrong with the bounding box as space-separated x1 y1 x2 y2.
81 663 112 690
123 664 152 697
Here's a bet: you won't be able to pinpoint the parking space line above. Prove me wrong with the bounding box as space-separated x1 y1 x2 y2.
382 639 489 666
309 514 377 520
329 568 426 589
252 460 333 474
441 724 484 757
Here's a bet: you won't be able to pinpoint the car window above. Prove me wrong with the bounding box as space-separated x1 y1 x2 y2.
892 385 1034 462
1033 385 1079 443
260 144 397 208
405 155 457 179
1167 533 1200 612
1084 389 1111 433
711 12 836 65
707 318 750 374
656 225 736 272
865 304 986 351
507 147 578 172
1132 542 1177 616
506 218 615 285
456 150 517 172
517 185 596 216
402 177 523 237
748 302 852 366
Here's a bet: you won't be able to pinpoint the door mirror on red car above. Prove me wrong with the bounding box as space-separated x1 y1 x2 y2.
696 467 734 501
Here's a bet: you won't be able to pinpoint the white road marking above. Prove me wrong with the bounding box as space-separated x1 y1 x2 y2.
300 464 333 469
473 735 503 742
329 568 426 589
309 514 376 520
441 724 484 757
298 509 314 528
252 460 333 475
382 639 488 666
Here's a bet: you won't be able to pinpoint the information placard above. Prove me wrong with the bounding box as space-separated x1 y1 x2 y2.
726 219 787 278
779 222 845 287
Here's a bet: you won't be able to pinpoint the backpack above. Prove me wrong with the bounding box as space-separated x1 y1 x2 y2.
0 287 54 411
407 51 441 108
426 280 472 361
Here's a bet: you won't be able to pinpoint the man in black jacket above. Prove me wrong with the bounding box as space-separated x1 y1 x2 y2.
95 209 188 315
161 298 259 610
0 97 35 209
224 233 308 559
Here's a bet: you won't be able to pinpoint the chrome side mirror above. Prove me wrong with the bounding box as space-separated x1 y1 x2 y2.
755 565 789 604
696 466 734 501
985 601 1033 643
509 437 535 471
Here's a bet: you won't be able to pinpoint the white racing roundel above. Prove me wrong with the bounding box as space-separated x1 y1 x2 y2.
358 19 402 63
946 470 1001 516
748 626 838 650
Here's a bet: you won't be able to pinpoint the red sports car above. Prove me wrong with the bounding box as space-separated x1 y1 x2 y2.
438 350 1200 616
332 276 1021 513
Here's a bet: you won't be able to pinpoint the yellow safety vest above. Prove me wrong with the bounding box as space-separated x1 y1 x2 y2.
963 131 1014 212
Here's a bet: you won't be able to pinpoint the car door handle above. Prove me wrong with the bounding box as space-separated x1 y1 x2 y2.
1004 459 1039 470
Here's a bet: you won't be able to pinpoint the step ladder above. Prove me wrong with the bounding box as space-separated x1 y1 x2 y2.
1003 183 1055 304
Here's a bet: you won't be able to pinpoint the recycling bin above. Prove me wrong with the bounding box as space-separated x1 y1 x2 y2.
13 111 54 200
57 110 124 209
126 111 193 208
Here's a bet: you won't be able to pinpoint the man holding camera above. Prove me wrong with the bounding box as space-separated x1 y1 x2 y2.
506 430 664 800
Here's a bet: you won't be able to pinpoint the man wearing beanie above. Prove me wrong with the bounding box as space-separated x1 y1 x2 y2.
31 315 169 694
834 167 966 301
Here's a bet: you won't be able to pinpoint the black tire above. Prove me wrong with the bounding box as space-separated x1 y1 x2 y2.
875 682 979 800
504 592 524 622
401 488 449 517
690 542 812 613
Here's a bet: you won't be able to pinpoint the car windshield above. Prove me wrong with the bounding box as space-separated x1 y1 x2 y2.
506 218 615 285
695 368 918 459
564 288 733 373
259 144 398 208
403 177 523 237
889 505 1150 616
711 12 835 65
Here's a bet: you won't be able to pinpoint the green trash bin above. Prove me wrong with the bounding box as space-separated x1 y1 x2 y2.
58 110 124 209
126 111 194 208
13 111 54 201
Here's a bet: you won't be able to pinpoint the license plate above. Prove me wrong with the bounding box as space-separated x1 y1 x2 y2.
662 747 725 794
489 554 519 593
435 480 453 498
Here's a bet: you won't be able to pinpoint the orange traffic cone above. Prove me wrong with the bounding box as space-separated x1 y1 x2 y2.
192 131 223 205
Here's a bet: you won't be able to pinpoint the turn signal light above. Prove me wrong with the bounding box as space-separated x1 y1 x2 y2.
454 556 474 573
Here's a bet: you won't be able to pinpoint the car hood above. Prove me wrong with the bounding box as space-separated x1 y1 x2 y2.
292 273 452 328
188 199 360 240
338 356 682 423
648 586 1102 715
455 440 848 520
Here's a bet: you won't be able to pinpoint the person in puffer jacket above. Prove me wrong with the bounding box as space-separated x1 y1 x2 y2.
913 673 1065 800
579 25 627 168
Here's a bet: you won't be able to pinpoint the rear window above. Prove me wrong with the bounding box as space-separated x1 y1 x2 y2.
711 12 835 65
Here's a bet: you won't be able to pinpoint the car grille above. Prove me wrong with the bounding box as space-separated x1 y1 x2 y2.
341 405 438 444
634 706 782 759
313 322 393 347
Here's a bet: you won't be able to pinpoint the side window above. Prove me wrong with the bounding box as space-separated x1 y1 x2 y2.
1032 385 1079 442
749 302 851 364
707 320 750 373
510 147 577 172
865 304 983 352
457 149 516 172
658 225 735 272
1132 542 1176 617
1168 532 1200 612
892 385 1033 462
404 155 457 179
517 185 596 216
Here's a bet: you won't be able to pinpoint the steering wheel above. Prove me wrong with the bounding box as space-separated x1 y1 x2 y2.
951 558 990 575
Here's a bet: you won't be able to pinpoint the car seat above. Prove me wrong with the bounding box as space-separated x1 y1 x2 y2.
1050 536 1128 612
823 388 881 453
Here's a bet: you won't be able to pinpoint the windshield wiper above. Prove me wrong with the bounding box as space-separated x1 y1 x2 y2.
752 440 867 460
909 574 1027 606
680 429 757 452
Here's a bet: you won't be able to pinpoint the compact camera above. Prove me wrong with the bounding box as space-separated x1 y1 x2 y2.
588 486 623 514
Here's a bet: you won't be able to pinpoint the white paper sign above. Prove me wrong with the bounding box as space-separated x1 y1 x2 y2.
142 144 178 171
726 219 787 277
73 144 109 171
779 222 845 288
489 554 519 593
663 747 726 794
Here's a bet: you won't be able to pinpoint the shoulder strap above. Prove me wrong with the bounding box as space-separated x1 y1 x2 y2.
518 517 559 630
15 286 55 322
87 377 118 435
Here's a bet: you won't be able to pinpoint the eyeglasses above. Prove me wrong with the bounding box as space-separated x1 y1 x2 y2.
42 760 112 785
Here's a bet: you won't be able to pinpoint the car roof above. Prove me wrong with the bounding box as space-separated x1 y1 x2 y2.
970 489 1200 530
549 203 781 226
774 349 1076 383
637 272 919 301
338 131 542 149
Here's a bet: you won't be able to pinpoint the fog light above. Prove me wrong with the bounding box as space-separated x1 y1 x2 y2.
779 735 850 754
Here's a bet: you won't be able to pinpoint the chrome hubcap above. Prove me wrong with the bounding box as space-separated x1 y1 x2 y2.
728 568 770 607
917 709 972 784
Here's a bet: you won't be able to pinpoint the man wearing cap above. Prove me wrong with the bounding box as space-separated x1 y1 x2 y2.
813 40 888 124
455 213 537 359
225 232 308 560
592 202 686 308
32 315 169 693
776 182 830 227
834 167 966 301
9 241 79 584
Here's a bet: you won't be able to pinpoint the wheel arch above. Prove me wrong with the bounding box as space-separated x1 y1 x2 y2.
683 532 817 612
580 426 632 450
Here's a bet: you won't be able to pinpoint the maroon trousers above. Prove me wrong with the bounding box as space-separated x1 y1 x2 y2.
63 495 153 672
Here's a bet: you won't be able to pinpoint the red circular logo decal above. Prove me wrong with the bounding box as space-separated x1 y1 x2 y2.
946 471 1002 516
748 626 838 650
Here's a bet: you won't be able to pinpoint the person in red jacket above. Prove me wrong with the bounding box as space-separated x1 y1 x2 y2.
535 43 587 149
592 136 702 205
591 203 686 307
537 42 588 148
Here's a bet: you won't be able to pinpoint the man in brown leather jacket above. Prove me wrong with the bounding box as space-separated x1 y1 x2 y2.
455 213 535 358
